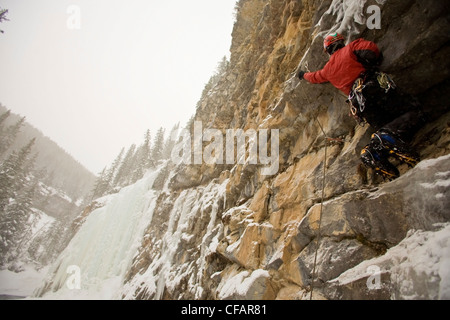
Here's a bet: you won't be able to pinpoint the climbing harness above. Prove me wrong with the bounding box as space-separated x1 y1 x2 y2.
348 72 397 126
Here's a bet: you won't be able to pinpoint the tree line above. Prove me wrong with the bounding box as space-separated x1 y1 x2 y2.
90 124 179 200
0 109 38 265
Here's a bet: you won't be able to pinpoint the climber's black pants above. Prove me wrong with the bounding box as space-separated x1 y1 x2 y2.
353 80 426 169
353 78 426 143
382 109 426 143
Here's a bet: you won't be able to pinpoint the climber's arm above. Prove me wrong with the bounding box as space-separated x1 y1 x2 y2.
298 60 331 84
303 69 329 84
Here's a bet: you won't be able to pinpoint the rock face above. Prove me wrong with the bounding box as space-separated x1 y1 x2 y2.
125 0 450 299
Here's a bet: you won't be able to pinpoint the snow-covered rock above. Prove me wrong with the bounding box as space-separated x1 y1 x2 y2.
326 223 450 300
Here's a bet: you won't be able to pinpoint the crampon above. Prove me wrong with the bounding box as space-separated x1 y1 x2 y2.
361 146 400 180
372 129 420 168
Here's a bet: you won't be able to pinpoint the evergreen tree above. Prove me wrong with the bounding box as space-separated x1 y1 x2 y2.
0 109 11 128
130 130 154 182
151 127 165 164
197 56 229 110
0 116 25 157
105 147 125 192
113 144 136 187
1 179 37 263
0 109 11 157
0 138 35 212
163 123 180 160
129 147 142 184
90 167 109 200
0 8 8 34
0 138 36 264
217 56 230 75
142 129 152 169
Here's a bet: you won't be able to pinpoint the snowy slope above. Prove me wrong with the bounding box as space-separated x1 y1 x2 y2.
0 210 54 298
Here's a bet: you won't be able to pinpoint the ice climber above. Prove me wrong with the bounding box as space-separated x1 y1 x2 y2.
297 33 426 180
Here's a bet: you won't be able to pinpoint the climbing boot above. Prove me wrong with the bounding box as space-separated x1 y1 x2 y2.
361 145 400 180
371 129 420 167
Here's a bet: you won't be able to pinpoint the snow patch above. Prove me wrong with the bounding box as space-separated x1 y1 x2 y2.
317 0 368 39
121 178 228 300
416 154 450 170
332 223 450 299
218 269 270 300
0 265 49 298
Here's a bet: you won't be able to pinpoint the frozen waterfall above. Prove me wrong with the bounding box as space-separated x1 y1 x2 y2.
34 168 161 299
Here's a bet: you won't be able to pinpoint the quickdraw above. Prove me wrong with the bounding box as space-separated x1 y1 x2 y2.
377 72 396 93
354 77 365 92
348 78 367 126
352 78 367 112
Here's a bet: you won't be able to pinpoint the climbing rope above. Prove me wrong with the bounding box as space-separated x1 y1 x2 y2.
310 117 327 300
297 80 328 300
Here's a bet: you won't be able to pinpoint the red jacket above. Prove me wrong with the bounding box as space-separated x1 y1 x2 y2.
303 38 381 95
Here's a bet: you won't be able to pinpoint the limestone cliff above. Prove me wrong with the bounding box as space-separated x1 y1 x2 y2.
125 0 450 300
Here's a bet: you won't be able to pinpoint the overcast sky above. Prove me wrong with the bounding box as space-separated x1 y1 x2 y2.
0 0 237 174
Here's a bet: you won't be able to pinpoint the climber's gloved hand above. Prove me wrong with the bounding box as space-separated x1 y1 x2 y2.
297 70 306 80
